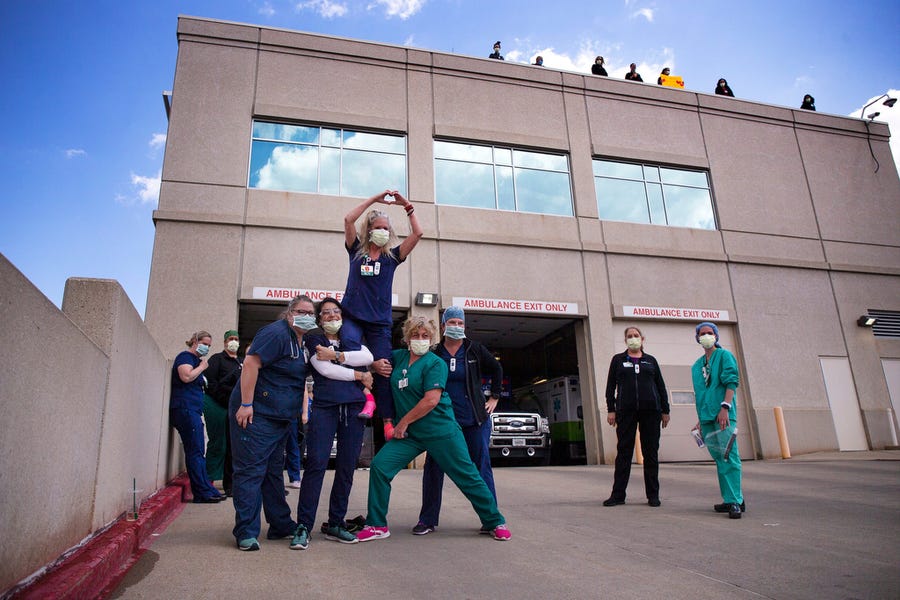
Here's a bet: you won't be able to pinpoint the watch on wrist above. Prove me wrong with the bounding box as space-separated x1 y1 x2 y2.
721 402 731 410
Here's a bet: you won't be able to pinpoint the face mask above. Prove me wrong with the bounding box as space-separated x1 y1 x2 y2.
626 337 642 351
293 314 317 330
369 228 390 247
409 339 431 355
226 340 240 353
444 325 466 340
197 344 210 356
322 320 342 335
698 334 717 349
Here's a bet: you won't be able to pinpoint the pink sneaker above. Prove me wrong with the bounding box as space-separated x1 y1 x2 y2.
383 422 395 441
491 524 511 541
358 394 376 419
356 525 390 542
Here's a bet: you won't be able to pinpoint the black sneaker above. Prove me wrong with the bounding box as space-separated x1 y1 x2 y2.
715 501 745 513
345 515 366 533
412 522 435 535
648 498 661 507
728 503 742 519
603 497 625 507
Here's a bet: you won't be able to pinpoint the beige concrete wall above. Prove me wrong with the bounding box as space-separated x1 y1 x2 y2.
61 278 171 527
0 256 171 593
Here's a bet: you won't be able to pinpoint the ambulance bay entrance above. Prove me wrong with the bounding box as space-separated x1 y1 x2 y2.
460 312 586 465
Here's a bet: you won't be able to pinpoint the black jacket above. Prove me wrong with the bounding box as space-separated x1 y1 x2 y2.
605 351 669 414
205 351 243 408
440 338 503 426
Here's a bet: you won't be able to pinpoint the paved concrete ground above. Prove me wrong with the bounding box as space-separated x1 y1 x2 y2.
111 452 900 600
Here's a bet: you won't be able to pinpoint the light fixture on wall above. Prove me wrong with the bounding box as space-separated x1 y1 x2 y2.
857 315 877 327
861 94 897 173
415 292 439 307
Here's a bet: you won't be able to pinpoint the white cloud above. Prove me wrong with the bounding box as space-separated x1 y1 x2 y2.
259 1 276 17
367 0 425 20
131 170 161 205
149 133 166 149
297 0 348 18
631 8 654 22
403 34 415 47
850 89 900 175
65 148 86 159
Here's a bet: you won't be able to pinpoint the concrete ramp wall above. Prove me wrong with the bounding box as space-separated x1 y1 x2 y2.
0 254 175 593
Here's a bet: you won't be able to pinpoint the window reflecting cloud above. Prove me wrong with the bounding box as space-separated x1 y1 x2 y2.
249 122 407 197
251 142 318 193
435 140 573 216
594 159 715 230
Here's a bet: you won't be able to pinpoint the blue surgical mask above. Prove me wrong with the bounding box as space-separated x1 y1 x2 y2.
444 325 466 340
293 314 317 330
196 344 210 356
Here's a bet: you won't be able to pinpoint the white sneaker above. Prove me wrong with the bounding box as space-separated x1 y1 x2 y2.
290 480 302 489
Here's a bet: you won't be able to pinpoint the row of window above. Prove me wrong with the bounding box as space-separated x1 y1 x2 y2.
248 121 717 230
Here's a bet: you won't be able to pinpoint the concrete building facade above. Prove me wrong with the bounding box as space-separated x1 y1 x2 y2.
146 16 900 465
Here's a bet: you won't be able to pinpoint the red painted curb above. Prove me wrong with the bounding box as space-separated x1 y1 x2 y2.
7 476 189 600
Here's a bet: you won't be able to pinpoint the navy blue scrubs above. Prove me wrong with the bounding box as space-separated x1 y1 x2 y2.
230 319 307 542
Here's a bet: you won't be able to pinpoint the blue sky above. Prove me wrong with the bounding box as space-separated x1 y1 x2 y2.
1 0 898 317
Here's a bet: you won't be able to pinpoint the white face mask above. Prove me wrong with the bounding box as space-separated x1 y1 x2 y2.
409 339 431 355
698 334 717 349
226 340 240 353
369 228 390 247
626 337 642 351
322 320 342 335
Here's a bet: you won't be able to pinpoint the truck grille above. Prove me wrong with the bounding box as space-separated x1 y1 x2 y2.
492 414 539 434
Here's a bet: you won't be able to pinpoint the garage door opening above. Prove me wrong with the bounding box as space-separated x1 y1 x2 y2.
460 312 585 466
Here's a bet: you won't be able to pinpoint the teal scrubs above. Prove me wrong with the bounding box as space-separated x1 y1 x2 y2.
365 349 504 529
692 347 743 505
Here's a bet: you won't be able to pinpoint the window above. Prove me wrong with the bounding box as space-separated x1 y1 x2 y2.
248 121 407 197
434 141 573 216
593 159 716 229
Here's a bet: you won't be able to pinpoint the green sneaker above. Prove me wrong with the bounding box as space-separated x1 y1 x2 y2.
238 537 260 551
290 525 309 550
324 524 358 544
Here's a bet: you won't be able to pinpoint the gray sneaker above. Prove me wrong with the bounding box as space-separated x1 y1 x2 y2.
324 524 358 544
290 525 309 550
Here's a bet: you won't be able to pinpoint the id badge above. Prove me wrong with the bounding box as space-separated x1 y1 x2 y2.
373 262 381 275
360 264 375 276
634 363 640 374
398 378 408 389
623 362 633 368
450 358 456 372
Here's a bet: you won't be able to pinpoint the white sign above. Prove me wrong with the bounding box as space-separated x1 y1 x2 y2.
251 286 399 306
452 296 579 315
622 305 731 321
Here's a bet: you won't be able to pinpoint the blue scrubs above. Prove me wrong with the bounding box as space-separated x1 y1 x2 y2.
230 319 307 542
296 332 367 531
341 239 404 419
170 351 221 500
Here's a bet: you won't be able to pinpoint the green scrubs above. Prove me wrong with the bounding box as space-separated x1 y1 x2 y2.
202 393 226 481
691 347 743 505
366 349 504 529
